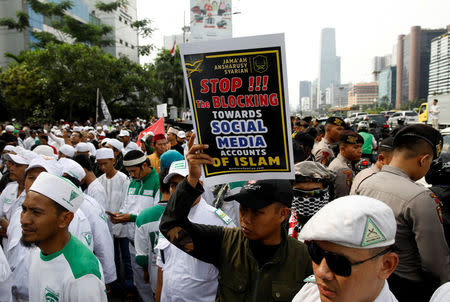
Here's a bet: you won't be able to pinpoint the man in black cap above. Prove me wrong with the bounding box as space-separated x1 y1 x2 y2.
350 136 394 194
311 117 345 166
159 135 312 302
356 124 450 301
328 130 363 198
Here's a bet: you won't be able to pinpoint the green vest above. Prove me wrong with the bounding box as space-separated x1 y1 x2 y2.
359 131 374 154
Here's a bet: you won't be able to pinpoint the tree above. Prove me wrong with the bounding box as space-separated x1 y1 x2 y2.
150 48 185 108
0 43 158 122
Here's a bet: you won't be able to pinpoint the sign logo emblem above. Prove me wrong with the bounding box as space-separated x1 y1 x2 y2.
361 217 386 247
45 287 59 302
253 55 268 73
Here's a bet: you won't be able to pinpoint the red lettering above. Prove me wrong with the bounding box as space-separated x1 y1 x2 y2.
220 95 228 108
228 95 237 108
231 77 242 92
245 95 254 107
212 96 221 108
200 79 209 93
269 93 279 106
259 94 269 106
262 76 269 91
219 78 230 93
237 95 245 107
210 78 219 93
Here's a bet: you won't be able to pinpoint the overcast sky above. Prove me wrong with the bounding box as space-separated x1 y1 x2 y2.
136 0 450 108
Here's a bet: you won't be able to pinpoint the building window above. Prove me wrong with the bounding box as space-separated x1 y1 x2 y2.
119 16 122 22
119 39 123 44
124 20 128 25
131 45 134 49
89 14 101 26
125 42 128 47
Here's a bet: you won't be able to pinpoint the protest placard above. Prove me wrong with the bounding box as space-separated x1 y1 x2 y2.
180 33 294 185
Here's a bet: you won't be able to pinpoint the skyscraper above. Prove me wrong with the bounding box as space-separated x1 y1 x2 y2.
299 81 311 110
318 28 341 105
395 25 448 108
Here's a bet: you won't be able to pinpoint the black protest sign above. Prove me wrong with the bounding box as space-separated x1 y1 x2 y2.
181 35 294 184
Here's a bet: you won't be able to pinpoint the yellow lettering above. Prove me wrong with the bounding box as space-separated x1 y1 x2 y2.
268 156 280 166
258 157 268 166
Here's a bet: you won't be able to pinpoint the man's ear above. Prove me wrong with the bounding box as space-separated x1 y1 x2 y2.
378 252 399 280
57 211 74 229
279 206 290 222
418 153 432 167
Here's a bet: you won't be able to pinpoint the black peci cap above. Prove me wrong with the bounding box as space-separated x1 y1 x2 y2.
224 179 293 209
393 124 443 158
326 117 346 128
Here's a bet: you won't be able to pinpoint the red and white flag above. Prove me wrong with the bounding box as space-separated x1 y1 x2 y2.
136 117 165 147
170 40 176 56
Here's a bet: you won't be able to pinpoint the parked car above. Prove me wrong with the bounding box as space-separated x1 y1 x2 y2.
348 112 367 124
380 111 397 120
440 127 450 163
387 111 418 127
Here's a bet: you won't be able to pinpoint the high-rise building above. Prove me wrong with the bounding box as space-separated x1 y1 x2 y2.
0 0 139 67
311 79 318 111
372 55 391 81
395 25 449 108
318 28 341 106
299 81 311 110
348 83 378 107
428 31 450 97
378 66 397 108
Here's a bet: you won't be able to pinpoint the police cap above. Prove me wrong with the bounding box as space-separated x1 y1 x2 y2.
339 130 364 144
326 116 346 127
394 124 443 158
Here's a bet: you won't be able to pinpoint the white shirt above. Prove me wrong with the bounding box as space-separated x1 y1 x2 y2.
430 282 450 302
47 132 65 151
80 194 116 284
23 136 37 150
292 276 398 302
0 181 25 248
156 198 235 302
97 171 130 237
430 104 440 119
85 179 108 209
123 141 139 155
28 235 107 302
69 209 94 251
0 242 12 302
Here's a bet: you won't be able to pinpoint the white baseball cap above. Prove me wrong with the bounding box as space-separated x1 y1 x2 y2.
163 160 189 184
59 145 75 158
29 172 83 212
5 150 36 165
299 195 396 249
73 126 82 132
96 148 114 161
177 131 186 139
26 157 63 176
3 145 16 153
59 158 86 181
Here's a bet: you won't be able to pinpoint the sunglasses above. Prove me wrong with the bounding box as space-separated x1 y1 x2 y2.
306 241 391 277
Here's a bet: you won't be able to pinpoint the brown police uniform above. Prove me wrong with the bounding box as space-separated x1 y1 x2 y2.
312 137 334 167
328 154 355 198
349 164 379 195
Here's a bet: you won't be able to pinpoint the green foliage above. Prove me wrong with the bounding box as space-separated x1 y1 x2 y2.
27 0 73 17
131 18 155 56
0 11 29 31
0 43 158 122
95 0 127 12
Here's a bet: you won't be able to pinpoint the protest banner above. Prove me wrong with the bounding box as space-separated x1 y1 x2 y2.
136 117 165 147
180 33 294 185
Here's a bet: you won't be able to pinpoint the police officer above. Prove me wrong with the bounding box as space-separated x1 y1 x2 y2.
350 136 394 195
311 117 345 166
328 131 363 198
356 124 450 301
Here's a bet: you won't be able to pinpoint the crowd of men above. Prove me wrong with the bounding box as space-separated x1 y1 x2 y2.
0 114 449 302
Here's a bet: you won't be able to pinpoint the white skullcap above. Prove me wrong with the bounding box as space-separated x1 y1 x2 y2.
26 156 63 176
106 139 123 151
73 126 82 132
60 145 75 158
83 126 89 131
167 127 178 135
99 131 106 137
75 142 89 153
5 125 14 132
430 283 450 302
177 131 186 139
55 130 62 136
96 148 114 160
299 195 396 249
59 158 86 181
118 129 130 137
3 145 16 153
29 172 83 212
33 145 56 158
96 126 102 131
164 160 189 184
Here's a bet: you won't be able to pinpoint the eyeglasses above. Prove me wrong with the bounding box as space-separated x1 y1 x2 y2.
306 241 391 277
